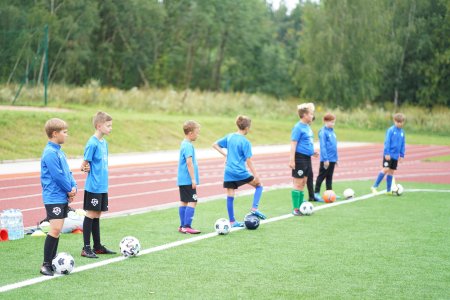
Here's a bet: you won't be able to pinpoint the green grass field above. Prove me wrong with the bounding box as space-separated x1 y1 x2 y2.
1 180 449 299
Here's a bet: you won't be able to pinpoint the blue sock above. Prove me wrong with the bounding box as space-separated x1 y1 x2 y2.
386 175 393 192
227 196 235 222
179 206 187 227
184 207 195 227
252 186 263 210
374 172 385 188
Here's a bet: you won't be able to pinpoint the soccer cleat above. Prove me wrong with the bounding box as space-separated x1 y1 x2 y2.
386 191 395 196
292 209 302 216
250 210 267 220
40 263 54 276
182 227 201 234
371 187 378 194
94 245 117 254
81 246 99 258
231 221 244 228
336 195 342 200
178 226 184 233
314 193 323 202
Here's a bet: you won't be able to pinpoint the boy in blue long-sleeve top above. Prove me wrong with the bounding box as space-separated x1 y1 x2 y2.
371 113 406 194
314 113 338 201
40 118 77 276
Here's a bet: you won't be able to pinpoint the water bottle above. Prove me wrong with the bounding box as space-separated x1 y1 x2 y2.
8 209 17 240
17 209 24 239
0 210 7 229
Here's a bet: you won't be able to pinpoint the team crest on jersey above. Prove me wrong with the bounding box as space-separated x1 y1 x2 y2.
52 207 62 215
91 198 99 206
384 162 389 167
297 170 304 176
192 194 198 201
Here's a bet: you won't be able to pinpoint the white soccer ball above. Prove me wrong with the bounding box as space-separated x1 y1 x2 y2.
214 218 231 235
52 252 75 275
393 184 404 196
119 236 141 257
343 188 355 199
299 201 314 215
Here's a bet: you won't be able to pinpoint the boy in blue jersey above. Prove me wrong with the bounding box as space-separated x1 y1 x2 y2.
371 113 406 194
314 113 338 201
177 120 201 234
40 118 77 276
80 112 116 258
213 115 266 227
289 104 318 216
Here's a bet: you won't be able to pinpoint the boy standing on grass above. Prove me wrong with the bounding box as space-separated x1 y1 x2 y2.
371 113 406 194
177 120 201 234
314 113 338 201
80 112 116 258
40 118 77 276
289 104 318 215
213 115 266 227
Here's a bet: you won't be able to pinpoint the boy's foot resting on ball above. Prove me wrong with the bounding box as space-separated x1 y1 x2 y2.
371 187 378 194
250 209 267 220
81 246 99 258
94 245 116 254
40 263 54 276
231 221 244 228
292 209 302 216
182 226 201 234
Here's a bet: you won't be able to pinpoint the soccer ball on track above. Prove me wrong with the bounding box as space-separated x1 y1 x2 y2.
214 218 231 235
343 188 355 199
119 236 141 257
299 201 314 215
52 252 75 275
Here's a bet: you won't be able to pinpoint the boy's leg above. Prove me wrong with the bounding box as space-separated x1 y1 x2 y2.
92 211 116 254
314 162 327 201
178 202 187 230
386 169 395 192
248 182 266 219
325 162 336 191
183 202 201 234
41 218 64 276
307 169 315 201
226 189 236 222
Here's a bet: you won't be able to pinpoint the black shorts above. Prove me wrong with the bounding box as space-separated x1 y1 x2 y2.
383 157 398 170
179 185 198 203
84 191 109 212
44 203 69 220
223 176 254 189
292 153 312 178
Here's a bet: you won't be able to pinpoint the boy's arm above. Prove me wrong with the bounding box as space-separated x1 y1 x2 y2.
383 128 392 160
81 160 90 173
212 143 227 158
289 140 297 169
400 132 406 160
44 152 73 193
186 157 197 189
319 130 329 163
246 157 260 185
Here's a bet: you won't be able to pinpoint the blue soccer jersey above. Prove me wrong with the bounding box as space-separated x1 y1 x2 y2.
84 136 109 193
318 126 338 162
216 133 253 181
384 125 406 160
41 141 77 204
177 139 199 186
291 121 314 156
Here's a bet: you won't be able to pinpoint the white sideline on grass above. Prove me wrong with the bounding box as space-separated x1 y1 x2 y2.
1 188 449 293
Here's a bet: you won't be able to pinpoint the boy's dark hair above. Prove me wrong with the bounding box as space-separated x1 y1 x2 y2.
44 118 68 138
183 120 200 134
93 111 112 128
236 115 251 130
393 113 405 123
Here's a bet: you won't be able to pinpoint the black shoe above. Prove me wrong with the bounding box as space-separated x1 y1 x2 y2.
40 263 54 276
94 245 117 255
81 246 99 258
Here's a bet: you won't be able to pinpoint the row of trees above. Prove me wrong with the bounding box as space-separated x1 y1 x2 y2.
0 0 448 107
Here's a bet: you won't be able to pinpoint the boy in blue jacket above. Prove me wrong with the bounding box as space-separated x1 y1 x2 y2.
371 113 406 194
40 118 77 276
314 113 338 201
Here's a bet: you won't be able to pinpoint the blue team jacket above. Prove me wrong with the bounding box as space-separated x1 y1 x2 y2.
41 141 77 204
383 125 406 160
318 126 338 162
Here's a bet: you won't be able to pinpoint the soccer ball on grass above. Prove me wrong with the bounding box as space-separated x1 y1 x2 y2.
392 183 404 196
52 252 75 275
244 214 260 230
322 190 336 203
343 188 355 199
119 236 141 257
299 201 314 215
214 218 231 235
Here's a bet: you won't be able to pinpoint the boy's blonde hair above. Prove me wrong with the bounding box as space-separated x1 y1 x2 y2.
93 111 112 129
323 113 336 122
183 120 200 134
45 118 68 138
236 115 251 130
394 113 405 123
297 103 314 119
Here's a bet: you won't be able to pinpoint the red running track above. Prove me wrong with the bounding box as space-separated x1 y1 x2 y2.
1 144 449 227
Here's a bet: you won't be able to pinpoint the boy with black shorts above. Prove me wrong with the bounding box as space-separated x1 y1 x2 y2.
80 112 116 258
213 115 266 228
289 104 318 215
371 113 406 194
177 120 201 234
40 118 77 276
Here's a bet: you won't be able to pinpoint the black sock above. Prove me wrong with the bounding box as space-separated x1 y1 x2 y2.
43 234 58 264
92 218 101 249
83 217 93 248
51 236 60 259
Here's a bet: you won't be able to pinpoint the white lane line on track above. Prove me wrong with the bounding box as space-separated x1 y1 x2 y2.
2 187 450 293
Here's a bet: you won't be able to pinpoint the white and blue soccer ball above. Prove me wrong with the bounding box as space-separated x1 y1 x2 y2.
343 188 355 199
119 236 141 257
214 218 231 235
299 201 314 215
52 252 75 275
392 183 404 196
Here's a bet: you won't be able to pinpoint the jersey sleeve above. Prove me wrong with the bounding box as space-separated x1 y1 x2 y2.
319 129 328 161
291 126 300 142
400 132 406 158
383 128 392 156
183 143 194 159
83 140 96 162
216 135 228 149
